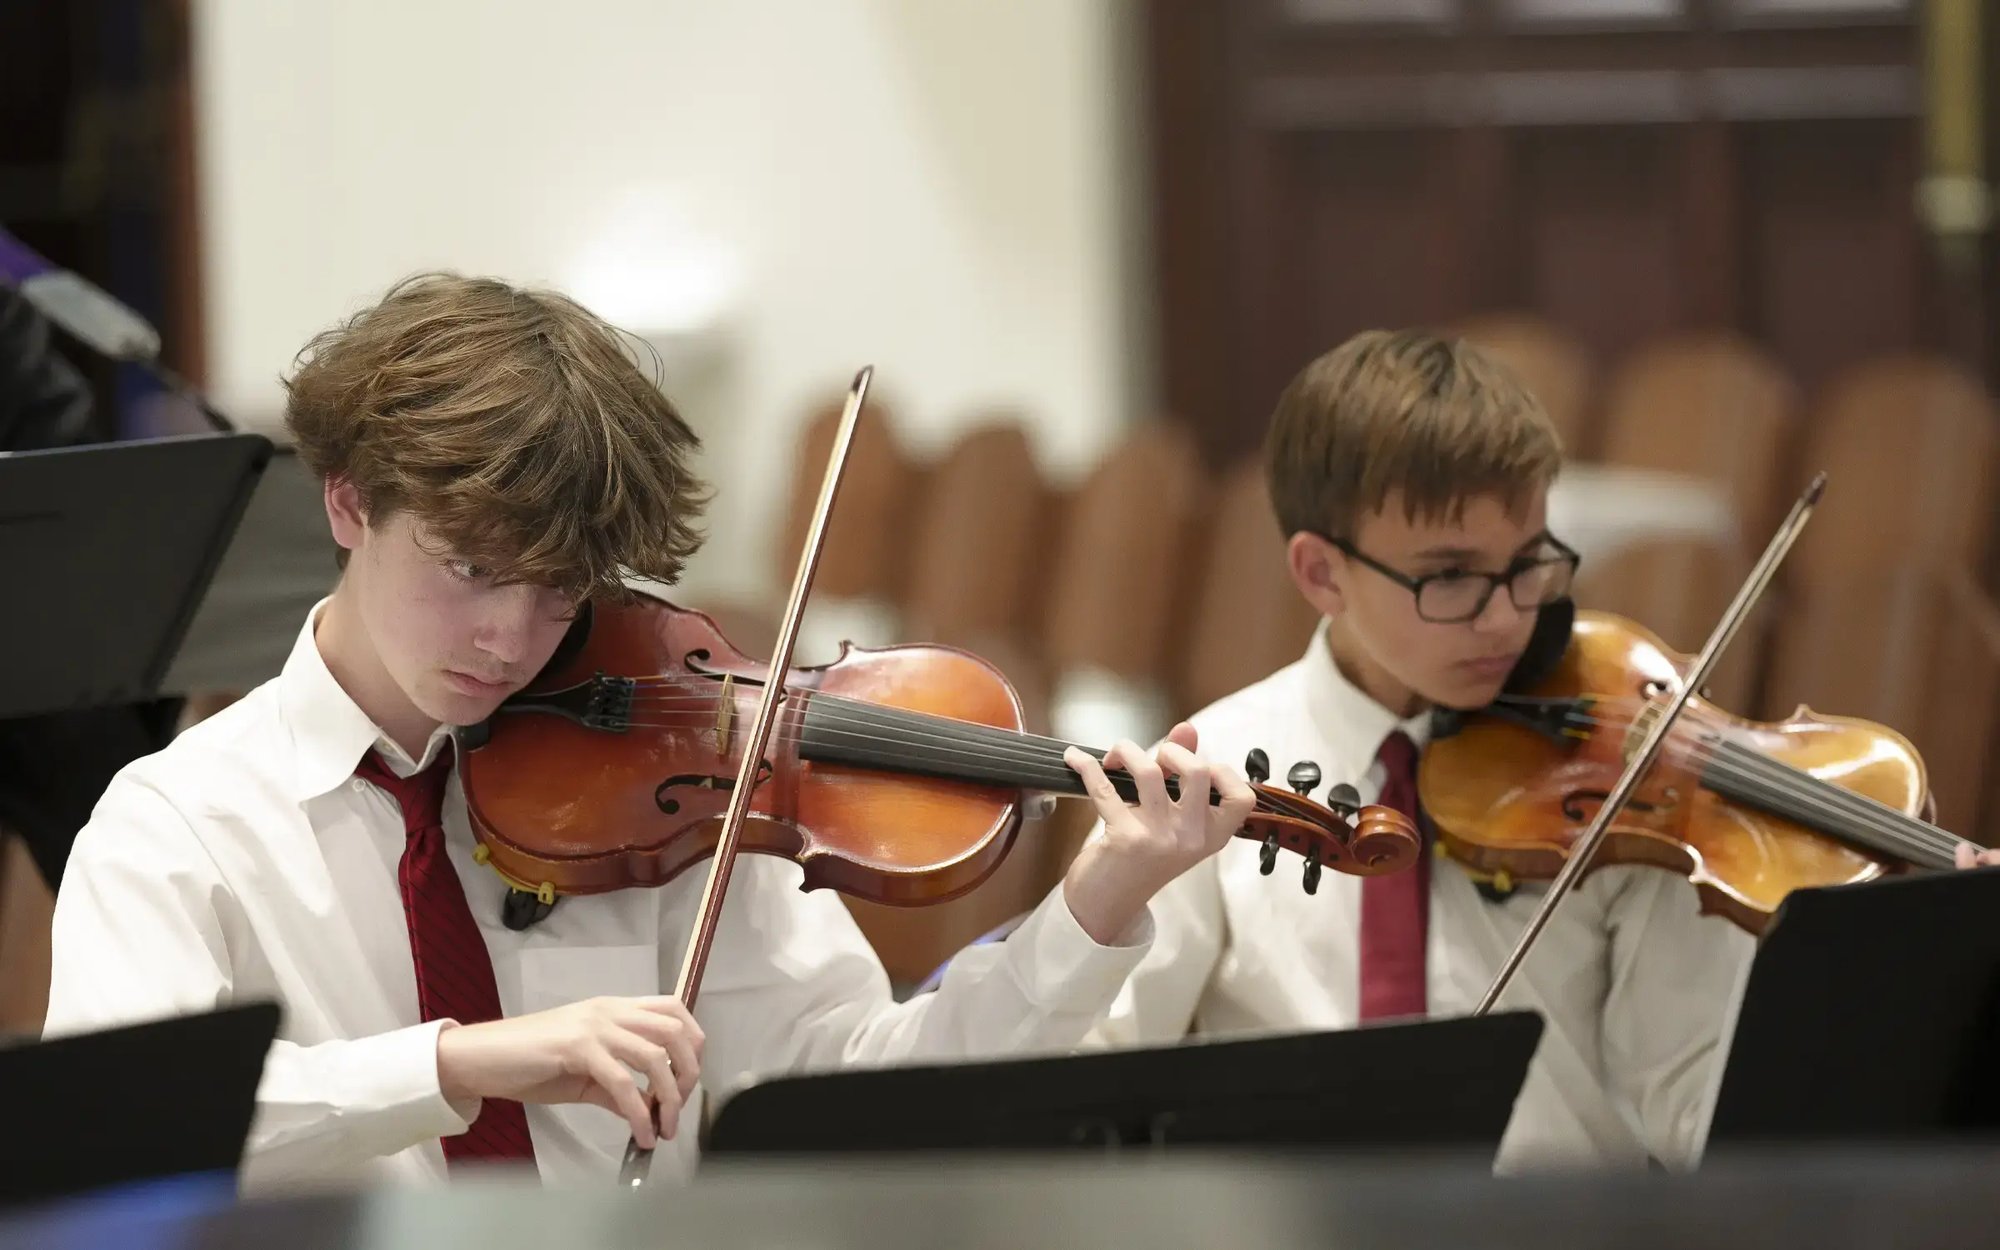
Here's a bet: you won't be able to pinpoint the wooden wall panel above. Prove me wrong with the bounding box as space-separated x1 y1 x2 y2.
1517 128 1688 363
1146 0 1982 472
1742 120 1925 393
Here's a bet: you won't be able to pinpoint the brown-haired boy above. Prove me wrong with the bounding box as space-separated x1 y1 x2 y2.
1084 329 1756 1172
42 273 1254 1190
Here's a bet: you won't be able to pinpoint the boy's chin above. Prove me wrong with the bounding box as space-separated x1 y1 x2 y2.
420 685 509 728
1427 672 1510 712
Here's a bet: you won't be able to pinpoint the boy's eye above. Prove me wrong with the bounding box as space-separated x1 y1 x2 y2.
447 559 488 581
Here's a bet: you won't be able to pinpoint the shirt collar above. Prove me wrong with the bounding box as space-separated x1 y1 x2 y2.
280 599 454 801
1298 618 1435 778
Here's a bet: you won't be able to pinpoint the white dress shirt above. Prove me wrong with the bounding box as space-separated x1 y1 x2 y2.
1084 621 1756 1173
43 604 1154 1194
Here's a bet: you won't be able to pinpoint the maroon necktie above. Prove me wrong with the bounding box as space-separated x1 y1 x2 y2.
355 748 536 1166
1358 730 1429 1021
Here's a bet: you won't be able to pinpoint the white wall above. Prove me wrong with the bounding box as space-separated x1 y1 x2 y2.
190 0 1150 606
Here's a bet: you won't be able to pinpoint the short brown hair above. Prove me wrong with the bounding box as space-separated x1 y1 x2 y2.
1265 328 1562 540
284 272 709 598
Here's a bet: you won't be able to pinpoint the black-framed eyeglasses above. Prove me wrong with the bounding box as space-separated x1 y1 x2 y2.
1326 533 1580 624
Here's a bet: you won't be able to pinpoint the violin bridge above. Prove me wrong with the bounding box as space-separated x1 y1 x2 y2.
1623 699 1664 767
715 674 736 755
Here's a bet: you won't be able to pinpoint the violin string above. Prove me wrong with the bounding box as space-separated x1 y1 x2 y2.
617 677 1104 755
1702 739 1960 863
609 691 1405 829
1497 700 1962 861
782 703 1335 828
613 689 1191 773
1489 705 1961 863
588 708 1287 813
518 691 1329 818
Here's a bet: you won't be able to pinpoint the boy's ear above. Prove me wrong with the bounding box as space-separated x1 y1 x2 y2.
324 475 369 554
1285 531 1346 619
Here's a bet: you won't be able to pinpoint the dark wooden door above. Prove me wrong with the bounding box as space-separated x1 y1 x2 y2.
1145 0 1987 467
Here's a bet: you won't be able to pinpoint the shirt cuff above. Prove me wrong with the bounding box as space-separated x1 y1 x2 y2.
309 1018 474 1154
998 886 1157 1012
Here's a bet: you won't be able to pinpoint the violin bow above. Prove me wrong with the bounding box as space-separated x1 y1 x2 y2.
1471 470 1828 1018
617 366 874 1186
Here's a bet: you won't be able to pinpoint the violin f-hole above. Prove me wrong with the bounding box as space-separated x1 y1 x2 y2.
655 763 773 816
1561 787 1675 824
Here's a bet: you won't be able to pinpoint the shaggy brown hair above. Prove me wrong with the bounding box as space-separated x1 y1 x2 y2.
284 272 709 599
1265 328 1562 541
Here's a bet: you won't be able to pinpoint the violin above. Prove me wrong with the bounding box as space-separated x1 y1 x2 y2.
455 591 1421 909
1419 605 1955 938
1436 474 1984 1016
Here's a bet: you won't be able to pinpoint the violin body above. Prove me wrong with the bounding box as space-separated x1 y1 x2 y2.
459 595 1034 904
459 593 1420 908
1421 611 1931 934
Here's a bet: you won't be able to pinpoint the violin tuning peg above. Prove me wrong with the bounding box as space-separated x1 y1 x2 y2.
1302 848 1322 895
1244 748 1270 785
1259 832 1279 876
1287 760 1322 798
1325 782 1360 817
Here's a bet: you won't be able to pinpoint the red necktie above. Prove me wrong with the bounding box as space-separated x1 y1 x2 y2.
1358 730 1429 1021
355 747 536 1166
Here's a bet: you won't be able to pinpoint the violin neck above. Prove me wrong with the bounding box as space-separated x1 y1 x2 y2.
1495 695 1961 871
1696 739 1959 871
794 693 1209 807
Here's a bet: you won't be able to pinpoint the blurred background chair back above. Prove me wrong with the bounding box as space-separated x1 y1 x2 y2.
1175 457 1321 716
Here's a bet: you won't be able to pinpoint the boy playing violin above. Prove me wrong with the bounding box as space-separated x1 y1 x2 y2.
1084 329 1757 1172
41 273 1255 1191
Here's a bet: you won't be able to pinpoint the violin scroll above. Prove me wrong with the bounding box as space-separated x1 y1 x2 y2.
1243 749 1421 893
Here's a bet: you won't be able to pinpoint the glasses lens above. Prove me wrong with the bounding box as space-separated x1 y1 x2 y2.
1417 575 1490 623
1508 558 1575 608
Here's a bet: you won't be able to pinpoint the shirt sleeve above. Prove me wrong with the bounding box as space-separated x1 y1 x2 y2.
43 774 473 1186
685 853 1156 1098
1595 866 1758 1170
1080 830 1228 1049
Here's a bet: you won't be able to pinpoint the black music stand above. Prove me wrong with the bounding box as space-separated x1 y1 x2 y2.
704 1010 1543 1161
1702 865 2000 1155
0 1002 279 1207
0 432 270 718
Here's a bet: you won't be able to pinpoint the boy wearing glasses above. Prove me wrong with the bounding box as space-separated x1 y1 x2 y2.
1085 329 1755 1173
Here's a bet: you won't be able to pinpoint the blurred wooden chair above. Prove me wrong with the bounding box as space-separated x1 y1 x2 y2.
1175 457 1321 716
1598 333 1799 541
1787 354 1996 586
776 389 922 665
1915 567 2000 841
1040 422 1211 749
1762 568 1942 738
1451 312 1598 460
900 421 1050 648
1760 560 2000 841
1571 536 1763 713
0 834 51 1039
